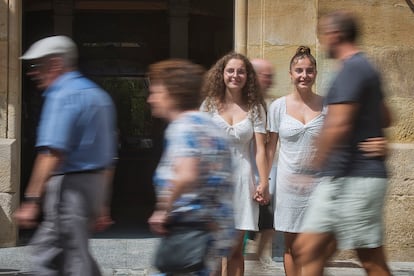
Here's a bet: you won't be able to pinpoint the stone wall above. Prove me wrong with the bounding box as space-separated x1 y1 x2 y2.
247 0 318 98
244 0 414 261
385 144 414 261
0 0 412 258
0 0 21 247
0 139 19 246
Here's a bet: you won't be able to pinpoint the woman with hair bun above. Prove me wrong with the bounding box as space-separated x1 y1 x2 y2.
267 46 388 275
266 46 325 275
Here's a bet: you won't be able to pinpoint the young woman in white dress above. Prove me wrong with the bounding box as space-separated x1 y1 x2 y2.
202 52 269 276
267 46 325 276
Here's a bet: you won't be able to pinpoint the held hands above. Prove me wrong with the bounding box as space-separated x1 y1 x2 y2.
254 182 270 205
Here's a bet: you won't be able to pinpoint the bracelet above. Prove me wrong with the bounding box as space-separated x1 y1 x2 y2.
24 195 41 204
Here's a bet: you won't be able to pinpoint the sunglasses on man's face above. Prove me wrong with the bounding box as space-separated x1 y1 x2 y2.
24 60 44 72
29 63 44 70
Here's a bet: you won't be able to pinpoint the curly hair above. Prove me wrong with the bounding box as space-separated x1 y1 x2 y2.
148 59 205 111
202 52 264 117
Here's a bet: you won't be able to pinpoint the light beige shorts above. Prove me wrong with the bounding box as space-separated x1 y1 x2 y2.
301 176 388 250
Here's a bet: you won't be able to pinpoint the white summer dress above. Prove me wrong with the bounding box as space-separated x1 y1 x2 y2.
202 103 267 231
267 96 326 233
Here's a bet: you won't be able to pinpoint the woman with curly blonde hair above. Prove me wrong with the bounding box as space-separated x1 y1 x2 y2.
201 52 269 276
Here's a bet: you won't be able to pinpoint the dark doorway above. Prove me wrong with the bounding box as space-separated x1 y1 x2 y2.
21 0 234 238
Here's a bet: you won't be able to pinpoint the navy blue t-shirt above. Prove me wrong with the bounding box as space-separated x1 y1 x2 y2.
321 53 387 178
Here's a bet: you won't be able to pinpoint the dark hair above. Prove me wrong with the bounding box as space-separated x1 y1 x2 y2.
324 10 359 43
148 59 205 111
289 46 317 70
202 52 263 116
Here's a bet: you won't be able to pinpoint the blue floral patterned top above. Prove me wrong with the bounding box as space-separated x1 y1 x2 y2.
153 111 235 272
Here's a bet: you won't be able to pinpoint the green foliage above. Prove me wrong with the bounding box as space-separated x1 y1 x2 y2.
95 77 152 139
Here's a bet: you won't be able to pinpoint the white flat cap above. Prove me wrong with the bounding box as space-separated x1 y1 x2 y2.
20 35 78 60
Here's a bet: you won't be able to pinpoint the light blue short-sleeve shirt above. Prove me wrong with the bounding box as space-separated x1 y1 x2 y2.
36 71 117 173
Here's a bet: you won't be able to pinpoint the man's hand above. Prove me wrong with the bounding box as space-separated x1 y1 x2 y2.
13 202 40 228
358 137 388 158
93 206 114 232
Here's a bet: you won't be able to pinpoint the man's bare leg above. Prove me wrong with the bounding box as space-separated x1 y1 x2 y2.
283 232 301 276
356 247 391 276
293 232 336 276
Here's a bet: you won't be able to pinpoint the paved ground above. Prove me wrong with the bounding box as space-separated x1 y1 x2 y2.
0 237 413 275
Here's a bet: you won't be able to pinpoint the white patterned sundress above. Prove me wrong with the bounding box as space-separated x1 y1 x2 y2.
267 96 326 233
202 103 267 231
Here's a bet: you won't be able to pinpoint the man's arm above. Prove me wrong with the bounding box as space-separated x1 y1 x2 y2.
13 149 62 228
357 100 392 158
313 103 359 170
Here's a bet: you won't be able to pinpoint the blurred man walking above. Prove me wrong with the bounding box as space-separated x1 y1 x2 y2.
294 10 392 276
14 35 117 275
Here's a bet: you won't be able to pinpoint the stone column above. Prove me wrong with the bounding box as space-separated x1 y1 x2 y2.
169 0 189 58
234 0 248 54
0 0 22 247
